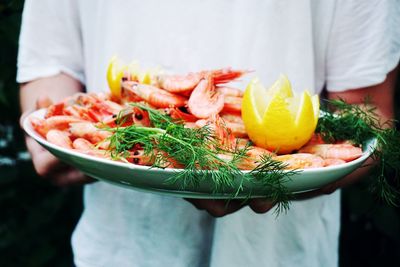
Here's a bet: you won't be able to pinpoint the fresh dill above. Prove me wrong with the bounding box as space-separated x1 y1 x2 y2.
246 155 299 214
317 99 400 206
317 99 377 144
105 103 297 214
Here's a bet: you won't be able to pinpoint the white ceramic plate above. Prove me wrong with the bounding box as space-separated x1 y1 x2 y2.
23 109 376 199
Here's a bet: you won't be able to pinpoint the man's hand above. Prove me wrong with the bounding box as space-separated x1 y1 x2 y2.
186 198 274 217
296 67 398 200
294 160 372 200
20 73 94 186
22 97 94 186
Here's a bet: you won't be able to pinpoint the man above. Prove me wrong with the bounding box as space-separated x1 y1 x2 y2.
18 0 399 266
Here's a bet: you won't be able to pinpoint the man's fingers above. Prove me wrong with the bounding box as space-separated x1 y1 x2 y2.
186 198 276 217
25 136 95 186
185 199 244 217
249 199 275 213
186 199 227 217
222 200 245 215
295 180 341 200
320 183 339 195
51 168 95 186
25 137 61 176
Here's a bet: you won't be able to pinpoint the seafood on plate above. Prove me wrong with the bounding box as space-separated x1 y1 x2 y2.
155 67 247 93
29 65 365 172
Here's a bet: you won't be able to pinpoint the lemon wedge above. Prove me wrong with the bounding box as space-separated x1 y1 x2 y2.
242 75 319 154
137 66 163 85
107 57 163 92
107 56 126 98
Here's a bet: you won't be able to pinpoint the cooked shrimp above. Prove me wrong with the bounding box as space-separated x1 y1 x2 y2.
234 138 252 149
44 95 83 118
220 113 243 124
45 116 84 129
195 116 236 149
72 138 111 158
220 113 247 138
122 81 187 108
166 107 197 122
129 149 182 168
299 143 363 162
131 107 152 127
323 158 346 167
103 100 125 114
46 129 72 149
72 138 94 150
101 106 134 128
211 67 247 84
222 96 242 114
273 153 325 169
31 117 50 137
63 105 89 120
224 121 247 138
121 83 144 103
156 72 203 93
188 75 224 119
31 116 84 137
45 102 65 118
216 86 244 97
128 149 154 165
69 122 112 145
217 146 273 170
46 93 123 123
156 68 247 93
83 99 123 122
305 133 327 145
214 115 236 148
100 107 142 128
183 122 198 129
237 146 275 170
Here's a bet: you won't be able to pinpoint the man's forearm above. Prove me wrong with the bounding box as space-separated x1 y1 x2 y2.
20 73 84 112
328 67 398 122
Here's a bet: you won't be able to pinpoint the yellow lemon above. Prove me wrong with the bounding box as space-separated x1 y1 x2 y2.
136 66 163 85
108 57 163 89
242 75 319 154
107 56 125 98
126 61 154 84
123 60 165 85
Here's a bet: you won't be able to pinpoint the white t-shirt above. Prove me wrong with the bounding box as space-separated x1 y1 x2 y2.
17 1 400 266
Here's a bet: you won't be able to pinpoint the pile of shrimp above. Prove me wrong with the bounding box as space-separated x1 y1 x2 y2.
30 67 363 170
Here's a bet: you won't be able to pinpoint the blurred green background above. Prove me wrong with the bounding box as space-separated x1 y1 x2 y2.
0 1 399 266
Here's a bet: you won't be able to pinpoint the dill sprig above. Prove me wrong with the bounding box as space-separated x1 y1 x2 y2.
317 98 377 144
246 155 299 214
105 103 297 214
317 99 400 206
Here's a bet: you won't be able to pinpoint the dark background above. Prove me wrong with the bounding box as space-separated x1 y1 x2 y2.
1 1 400 266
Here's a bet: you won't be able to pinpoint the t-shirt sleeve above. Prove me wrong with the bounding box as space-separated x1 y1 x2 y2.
326 0 400 92
17 0 84 84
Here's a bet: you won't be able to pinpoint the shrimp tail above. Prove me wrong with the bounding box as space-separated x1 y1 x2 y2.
211 68 249 84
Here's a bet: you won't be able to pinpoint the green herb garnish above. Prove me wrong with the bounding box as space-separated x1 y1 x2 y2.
317 99 400 206
106 103 297 214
